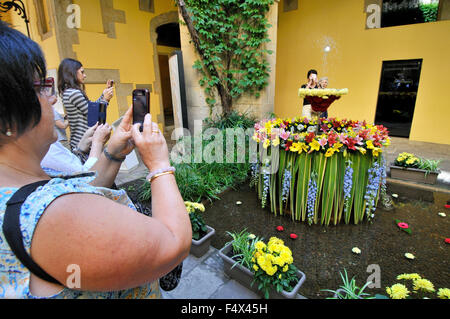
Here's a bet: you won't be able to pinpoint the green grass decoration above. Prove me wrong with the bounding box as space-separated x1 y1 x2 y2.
253 151 385 226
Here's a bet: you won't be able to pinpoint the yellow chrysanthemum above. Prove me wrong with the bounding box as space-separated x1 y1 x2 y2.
263 139 271 149
253 265 259 272
437 288 450 299
386 284 410 299
255 241 266 251
265 265 277 276
413 279 435 293
268 237 284 246
397 273 422 281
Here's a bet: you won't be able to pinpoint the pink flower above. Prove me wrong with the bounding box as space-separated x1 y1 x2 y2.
318 137 328 147
398 222 409 229
290 234 298 240
276 226 284 232
280 130 290 141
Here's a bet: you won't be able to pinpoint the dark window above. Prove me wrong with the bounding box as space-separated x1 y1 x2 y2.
156 23 181 48
381 0 440 27
375 59 423 138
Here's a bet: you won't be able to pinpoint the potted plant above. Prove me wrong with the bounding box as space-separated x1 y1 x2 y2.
390 152 441 185
321 269 375 299
185 201 215 258
219 230 306 299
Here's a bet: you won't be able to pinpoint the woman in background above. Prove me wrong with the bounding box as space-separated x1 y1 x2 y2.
57 58 114 151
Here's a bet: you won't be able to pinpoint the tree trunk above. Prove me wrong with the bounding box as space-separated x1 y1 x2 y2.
178 0 232 115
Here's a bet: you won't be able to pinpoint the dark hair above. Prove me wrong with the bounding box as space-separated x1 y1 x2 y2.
307 69 318 79
57 58 86 97
0 21 46 145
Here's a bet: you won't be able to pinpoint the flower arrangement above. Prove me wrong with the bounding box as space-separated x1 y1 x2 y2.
385 273 449 299
252 117 390 157
251 116 390 226
185 201 207 240
394 152 419 168
251 237 299 299
298 88 349 99
394 152 441 173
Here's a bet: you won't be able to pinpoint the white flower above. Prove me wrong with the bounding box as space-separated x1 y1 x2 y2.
392 194 399 198
438 212 446 217
236 201 242 205
352 247 361 255
405 253 415 260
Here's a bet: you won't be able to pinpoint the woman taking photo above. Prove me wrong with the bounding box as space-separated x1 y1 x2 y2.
0 21 191 299
57 58 114 151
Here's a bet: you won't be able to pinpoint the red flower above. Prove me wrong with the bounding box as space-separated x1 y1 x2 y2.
445 204 450 209
290 233 298 240
285 140 293 151
397 222 409 229
445 238 450 244
327 133 337 146
305 132 315 144
276 226 284 232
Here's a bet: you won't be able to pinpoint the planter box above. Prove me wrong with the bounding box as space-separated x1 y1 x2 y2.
190 225 215 258
219 243 306 299
390 165 440 185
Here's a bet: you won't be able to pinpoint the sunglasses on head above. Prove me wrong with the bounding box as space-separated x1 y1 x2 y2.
34 77 56 97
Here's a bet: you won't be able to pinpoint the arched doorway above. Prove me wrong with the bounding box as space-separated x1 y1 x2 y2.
156 22 181 136
149 11 180 138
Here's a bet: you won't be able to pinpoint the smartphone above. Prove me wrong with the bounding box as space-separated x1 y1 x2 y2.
108 80 115 88
98 101 107 125
132 89 150 131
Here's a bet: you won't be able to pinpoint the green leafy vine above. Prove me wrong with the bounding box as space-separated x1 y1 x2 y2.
176 0 274 115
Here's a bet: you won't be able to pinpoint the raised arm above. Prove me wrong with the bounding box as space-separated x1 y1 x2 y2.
30 112 191 292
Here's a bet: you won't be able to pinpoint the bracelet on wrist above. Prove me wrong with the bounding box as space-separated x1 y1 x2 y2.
103 148 126 163
146 166 176 182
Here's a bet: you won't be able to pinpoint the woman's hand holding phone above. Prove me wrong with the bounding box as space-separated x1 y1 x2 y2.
105 108 135 160
131 113 170 172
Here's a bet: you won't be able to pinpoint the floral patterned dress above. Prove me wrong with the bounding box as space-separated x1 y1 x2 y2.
0 171 161 299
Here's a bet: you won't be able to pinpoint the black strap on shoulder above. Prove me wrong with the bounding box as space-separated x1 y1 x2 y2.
3 180 61 285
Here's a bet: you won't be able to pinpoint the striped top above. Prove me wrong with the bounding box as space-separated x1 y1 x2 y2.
62 89 106 150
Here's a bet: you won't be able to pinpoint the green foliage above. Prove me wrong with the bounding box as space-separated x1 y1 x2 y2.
180 0 274 111
190 210 208 240
322 269 375 299
417 158 441 173
226 229 262 270
139 112 256 203
204 110 257 130
419 3 439 22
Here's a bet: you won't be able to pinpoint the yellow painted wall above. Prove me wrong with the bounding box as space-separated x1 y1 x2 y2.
275 0 450 145
70 0 177 129
4 0 60 69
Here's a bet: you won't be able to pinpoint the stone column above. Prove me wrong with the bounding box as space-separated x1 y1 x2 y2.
179 0 279 131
